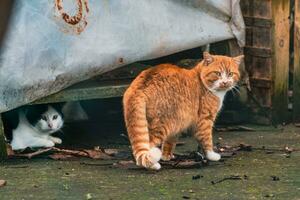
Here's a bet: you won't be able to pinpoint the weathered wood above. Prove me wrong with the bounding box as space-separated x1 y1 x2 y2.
33 80 130 104
0 115 7 159
293 0 300 122
244 17 273 28
250 78 272 89
240 0 291 124
271 0 290 123
244 47 272 58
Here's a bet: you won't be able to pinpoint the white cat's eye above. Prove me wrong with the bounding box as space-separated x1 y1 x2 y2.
228 72 233 77
53 115 58 120
42 116 47 121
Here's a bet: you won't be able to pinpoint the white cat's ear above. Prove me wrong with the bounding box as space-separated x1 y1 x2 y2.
233 55 244 65
203 52 214 66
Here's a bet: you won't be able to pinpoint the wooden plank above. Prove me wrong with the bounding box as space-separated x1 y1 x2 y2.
33 80 130 104
271 0 290 124
293 0 300 122
0 115 7 159
244 17 273 27
250 78 272 89
244 47 272 58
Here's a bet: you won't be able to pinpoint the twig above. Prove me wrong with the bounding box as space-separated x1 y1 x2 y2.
5 165 29 169
10 148 53 159
80 162 113 166
51 147 89 157
211 175 244 185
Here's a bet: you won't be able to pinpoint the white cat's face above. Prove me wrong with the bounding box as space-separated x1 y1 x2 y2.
35 106 63 133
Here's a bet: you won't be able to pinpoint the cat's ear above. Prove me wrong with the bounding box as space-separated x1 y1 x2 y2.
233 55 244 65
203 52 214 66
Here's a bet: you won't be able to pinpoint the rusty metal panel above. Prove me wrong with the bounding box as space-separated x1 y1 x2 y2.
0 0 245 112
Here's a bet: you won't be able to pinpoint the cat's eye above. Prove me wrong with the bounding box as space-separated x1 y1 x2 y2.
215 71 221 76
53 115 58 120
228 72 233 77
41 116 47 121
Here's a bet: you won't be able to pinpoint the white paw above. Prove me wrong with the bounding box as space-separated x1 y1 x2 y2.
44 141 55 147
149 163 161 170
148 147 162 163
51 137 62 144
206 150 221 161
161 154 175 161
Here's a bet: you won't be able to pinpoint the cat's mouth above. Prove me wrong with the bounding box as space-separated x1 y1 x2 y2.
215 86 231 91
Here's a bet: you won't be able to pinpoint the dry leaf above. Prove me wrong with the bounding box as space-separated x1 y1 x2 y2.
49 153 74 160
103 149 119 156
84 150 112 159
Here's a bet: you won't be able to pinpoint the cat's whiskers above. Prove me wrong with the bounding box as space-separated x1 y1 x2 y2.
227 85 239 97
232 86 240 94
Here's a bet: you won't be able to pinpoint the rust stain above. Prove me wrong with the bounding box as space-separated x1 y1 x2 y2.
54 0 89 35
119 57 124 64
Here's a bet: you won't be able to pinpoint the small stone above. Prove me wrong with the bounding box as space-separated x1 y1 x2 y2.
0 180 6 187
265 194 275 198
86 193 92 200
271 176 280 181
192 175 203 180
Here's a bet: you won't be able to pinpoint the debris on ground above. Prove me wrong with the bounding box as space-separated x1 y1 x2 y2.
8 139 300 172
0 180 7 187
271 176 280 181
215 126 256 132
86 193 93 200
284 146 293 154
192 175 203 180
211 175 248 185
80 162 114 167
216 143 253 156
49 153 75 160
9 146 118 160
264 194 275 198
238 143 253 151
113 160 139 169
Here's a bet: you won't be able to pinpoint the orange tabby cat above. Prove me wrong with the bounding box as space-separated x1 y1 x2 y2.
123 52 243 170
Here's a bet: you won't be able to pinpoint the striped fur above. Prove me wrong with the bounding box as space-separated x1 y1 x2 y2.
123 52 243 170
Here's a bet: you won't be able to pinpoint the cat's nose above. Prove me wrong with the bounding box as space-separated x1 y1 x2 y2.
220 81 228 87
48 124 53 129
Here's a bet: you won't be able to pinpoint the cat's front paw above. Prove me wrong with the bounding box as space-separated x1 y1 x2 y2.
49 136 62 144
149 163 161 170
44 140 55 148
206 150 221 161
161 153 175 161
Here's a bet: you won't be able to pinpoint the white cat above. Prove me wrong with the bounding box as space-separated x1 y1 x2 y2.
3 104 64 150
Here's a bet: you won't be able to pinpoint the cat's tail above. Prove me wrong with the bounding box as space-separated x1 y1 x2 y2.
123 92 162 170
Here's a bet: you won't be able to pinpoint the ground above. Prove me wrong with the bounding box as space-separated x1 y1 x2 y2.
0 125 300 200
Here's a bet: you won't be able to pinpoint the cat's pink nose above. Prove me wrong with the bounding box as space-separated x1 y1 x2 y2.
48 124 53 128
220 81 228 87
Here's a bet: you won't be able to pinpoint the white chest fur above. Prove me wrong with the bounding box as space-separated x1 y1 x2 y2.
212 91 227 111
